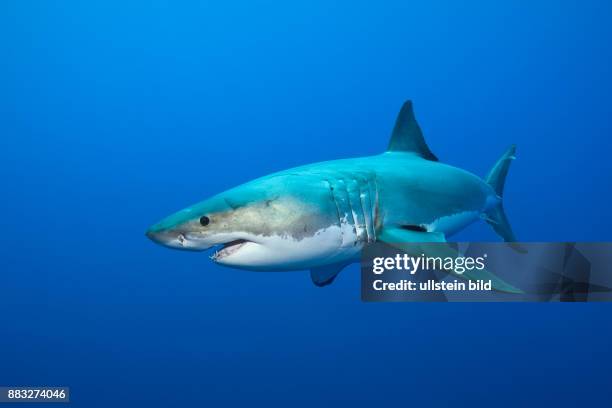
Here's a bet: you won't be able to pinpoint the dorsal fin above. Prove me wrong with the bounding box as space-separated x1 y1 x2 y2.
387 101 438 161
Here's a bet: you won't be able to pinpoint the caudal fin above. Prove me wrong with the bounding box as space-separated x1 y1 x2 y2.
485 145 517 242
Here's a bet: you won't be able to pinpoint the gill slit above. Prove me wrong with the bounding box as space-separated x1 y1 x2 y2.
325 179 343 228
356 178 373 243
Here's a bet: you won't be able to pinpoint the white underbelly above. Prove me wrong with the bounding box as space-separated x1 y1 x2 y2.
425 210 481 236
214 225 361 271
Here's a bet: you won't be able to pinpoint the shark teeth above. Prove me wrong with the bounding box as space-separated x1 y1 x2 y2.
211 239 249 261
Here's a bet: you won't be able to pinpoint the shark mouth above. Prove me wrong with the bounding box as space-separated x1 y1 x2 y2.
212 239 250 261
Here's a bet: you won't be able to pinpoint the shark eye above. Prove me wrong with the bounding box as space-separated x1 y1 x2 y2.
199 216 210 226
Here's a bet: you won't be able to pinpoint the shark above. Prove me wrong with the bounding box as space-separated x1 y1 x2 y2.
146 101 519 290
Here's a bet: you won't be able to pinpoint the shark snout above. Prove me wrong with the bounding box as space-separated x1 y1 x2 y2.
146 228 171 245
146 227 205 251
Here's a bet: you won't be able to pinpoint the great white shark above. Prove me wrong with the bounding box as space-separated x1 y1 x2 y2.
147 101 519 290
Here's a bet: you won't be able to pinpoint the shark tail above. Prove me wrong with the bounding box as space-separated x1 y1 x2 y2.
485 145 517 242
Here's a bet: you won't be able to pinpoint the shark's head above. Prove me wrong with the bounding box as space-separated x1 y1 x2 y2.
146 175 346 270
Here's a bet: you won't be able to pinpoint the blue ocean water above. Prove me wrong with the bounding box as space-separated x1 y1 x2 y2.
1 1 612 406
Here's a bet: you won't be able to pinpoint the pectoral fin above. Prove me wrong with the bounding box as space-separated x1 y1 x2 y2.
378 227 523 294
310 262 350 287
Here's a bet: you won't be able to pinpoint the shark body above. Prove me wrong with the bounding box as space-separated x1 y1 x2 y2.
147 101 518 287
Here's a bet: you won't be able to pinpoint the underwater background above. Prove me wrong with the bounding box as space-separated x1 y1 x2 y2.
1 1 612 406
